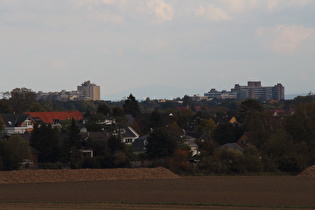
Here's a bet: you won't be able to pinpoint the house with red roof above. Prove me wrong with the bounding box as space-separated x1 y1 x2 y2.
24 111 84 126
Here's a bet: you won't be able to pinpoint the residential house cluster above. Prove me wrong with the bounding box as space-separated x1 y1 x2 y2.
0 111 141 168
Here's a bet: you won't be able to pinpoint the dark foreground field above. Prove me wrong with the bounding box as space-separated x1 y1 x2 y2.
1 176 315 209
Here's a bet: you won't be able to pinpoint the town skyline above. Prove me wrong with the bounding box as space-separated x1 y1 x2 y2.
2 80 293 102
1 1 314 100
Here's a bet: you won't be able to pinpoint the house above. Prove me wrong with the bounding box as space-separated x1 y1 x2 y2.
114 126 140 144
79 148 94 158
95 118 116 126
183 135 199 156
198 132 215 143
81 131 113 142
131 134 149 155
272 109 294 118
236 132 254 149
81 126 139 145
0 113 35 134
229 116 238 124
24 111 84 128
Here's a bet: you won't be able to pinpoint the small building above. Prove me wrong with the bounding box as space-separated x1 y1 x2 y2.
115 126 140 144
24 111 84 128
0 114 35 134
131 135 149 155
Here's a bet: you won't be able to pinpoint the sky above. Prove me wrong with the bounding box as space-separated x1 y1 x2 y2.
1 0 315 100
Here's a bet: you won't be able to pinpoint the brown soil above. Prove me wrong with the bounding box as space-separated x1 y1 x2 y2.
0 202 287 210
298 165 315 177
1 176 315 209
0 167 179 184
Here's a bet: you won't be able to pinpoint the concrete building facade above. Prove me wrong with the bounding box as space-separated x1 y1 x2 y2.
204 81 285 101
36 81 101 101
77 81 100 101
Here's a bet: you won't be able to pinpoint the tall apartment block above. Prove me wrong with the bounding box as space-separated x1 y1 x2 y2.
36 81 101 101
77 81 100 101
205 81 285 101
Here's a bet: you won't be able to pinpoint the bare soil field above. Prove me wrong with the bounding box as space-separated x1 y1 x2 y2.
298 165 315 177
0 167 179 184
1 167 315 209
1 177 315 209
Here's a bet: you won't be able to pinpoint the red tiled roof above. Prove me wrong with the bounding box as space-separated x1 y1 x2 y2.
194 106 202 112
24 111 84 124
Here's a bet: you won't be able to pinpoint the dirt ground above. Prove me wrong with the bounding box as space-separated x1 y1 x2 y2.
0 167 179 184
1 167 315 209
0 202 295 210
298 165 315 177
1 176 315 209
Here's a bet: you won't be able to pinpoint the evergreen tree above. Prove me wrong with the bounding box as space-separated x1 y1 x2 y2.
107 135 125 154
30 123 60 163
146 127 178 159
148 109 163 129
68 118 81 148
123 94 140 117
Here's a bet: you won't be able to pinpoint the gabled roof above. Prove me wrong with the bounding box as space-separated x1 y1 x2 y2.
220 143 244 152
198 132 215 142
272 109 294 117
81 132 112 142
117 126 139 139
229 116 237 124
0 114 33 127
184 135 198 147
236 132 254 149
24 111 84 124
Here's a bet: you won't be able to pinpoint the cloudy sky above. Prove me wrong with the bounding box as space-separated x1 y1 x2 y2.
1 0 315 100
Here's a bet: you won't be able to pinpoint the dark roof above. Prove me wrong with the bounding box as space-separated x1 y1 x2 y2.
81 132 112 142
0 113 33 127
118 126 139 138
184 135 198 147
81 126 139 142
198 132 215 142
132 135 149 153
219 143 244 152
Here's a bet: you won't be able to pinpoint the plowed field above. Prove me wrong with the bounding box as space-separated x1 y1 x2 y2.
0 167 179 184
1 177 315 209
1 167 315 209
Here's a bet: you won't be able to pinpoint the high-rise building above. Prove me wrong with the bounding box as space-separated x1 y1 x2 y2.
204 81 285 101
231 81 284 101
77 81 100 101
